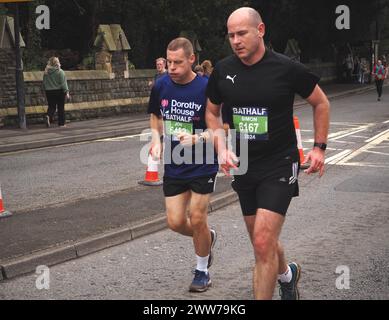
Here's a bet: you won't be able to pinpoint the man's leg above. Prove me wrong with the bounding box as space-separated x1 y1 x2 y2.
187 191 213 292
189 192 211 258
165 190 192 236
244 216 288 269
244 210 285 299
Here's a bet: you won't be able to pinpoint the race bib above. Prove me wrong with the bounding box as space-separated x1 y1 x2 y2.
165 120 193 141
232 107 268 141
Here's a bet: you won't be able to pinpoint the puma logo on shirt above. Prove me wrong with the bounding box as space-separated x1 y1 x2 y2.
226 75 237 84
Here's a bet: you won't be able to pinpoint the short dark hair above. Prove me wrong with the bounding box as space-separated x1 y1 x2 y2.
167 37 194 58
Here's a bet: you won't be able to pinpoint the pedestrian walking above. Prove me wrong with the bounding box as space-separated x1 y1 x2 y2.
147 37 218 292
372 60 387 101
205 7 330 300
43 57 70 127
359 58 368 84
148 57 168 88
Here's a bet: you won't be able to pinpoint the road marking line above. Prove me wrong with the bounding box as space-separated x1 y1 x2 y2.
331 122 369 126
365 128 389 143
327 123 373 141
330 140 356 144
341 162 389 169
326 148 344 151
383 120 389 124
325 150 353 165
330 126 373 141
337 129 389 165
363 150 389 156
98 133 151 142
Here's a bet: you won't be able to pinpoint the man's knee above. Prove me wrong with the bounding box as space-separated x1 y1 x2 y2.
253 233 278 261
166 214 187 233
189 210 208 230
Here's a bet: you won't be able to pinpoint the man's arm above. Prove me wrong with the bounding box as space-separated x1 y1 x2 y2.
304 85 330 177
205 99 225 152
206 99 238 175
150 113 163 160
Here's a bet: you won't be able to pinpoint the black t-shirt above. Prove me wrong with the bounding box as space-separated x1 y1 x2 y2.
206 49 320 164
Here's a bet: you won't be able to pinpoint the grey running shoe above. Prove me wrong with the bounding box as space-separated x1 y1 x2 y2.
189 269 211 292
278 262 301 300
207 229 217 268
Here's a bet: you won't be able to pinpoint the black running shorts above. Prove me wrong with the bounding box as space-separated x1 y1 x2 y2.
231 156 299 216
163 174 217 197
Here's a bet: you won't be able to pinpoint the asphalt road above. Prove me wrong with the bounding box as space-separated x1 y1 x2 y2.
0 131 154 213
0 89 388 299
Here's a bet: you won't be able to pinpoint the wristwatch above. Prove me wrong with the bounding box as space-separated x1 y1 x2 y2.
313 142 327 151
198 134 206 143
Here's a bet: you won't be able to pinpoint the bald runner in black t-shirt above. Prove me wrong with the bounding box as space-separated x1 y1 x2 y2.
205 7 330 300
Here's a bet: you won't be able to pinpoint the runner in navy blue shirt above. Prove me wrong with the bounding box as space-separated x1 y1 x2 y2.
147 37 218 293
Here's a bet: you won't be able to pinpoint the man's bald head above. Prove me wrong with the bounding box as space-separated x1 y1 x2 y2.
228 7 262 28
226 7 266 65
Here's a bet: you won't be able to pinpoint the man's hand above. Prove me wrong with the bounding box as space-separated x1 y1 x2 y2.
150 142 162 161
303 148 325 177
218 149 239 176
177 132 196 146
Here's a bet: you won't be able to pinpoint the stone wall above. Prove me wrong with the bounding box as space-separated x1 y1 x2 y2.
0 69 155 125
0 49 17 108
23 70 153 107
307 62 337 83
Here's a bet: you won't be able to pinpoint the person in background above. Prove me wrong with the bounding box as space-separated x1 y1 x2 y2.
201 60 213 79
194 65 205 77
43 57 70 128
372 59 387 101
149 57 168 87
359 58 368 84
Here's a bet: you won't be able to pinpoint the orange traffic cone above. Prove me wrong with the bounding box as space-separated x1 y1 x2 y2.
138 152 163 186
293 116 309 169
0 184 12 219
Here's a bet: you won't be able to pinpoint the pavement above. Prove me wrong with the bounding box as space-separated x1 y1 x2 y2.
0 81 384 281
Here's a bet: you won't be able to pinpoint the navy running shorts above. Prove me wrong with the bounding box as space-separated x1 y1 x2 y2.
231 156 299 216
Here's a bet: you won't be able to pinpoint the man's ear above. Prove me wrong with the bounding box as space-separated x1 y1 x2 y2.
189 54 196 65
258 22 266 38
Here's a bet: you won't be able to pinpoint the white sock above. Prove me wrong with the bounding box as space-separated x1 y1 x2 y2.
278 265 292 283
196 255 209 273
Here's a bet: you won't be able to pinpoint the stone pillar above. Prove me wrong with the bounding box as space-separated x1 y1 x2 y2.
111 51 128 79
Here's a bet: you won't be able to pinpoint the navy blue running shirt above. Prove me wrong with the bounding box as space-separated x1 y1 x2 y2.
148 74 218 179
